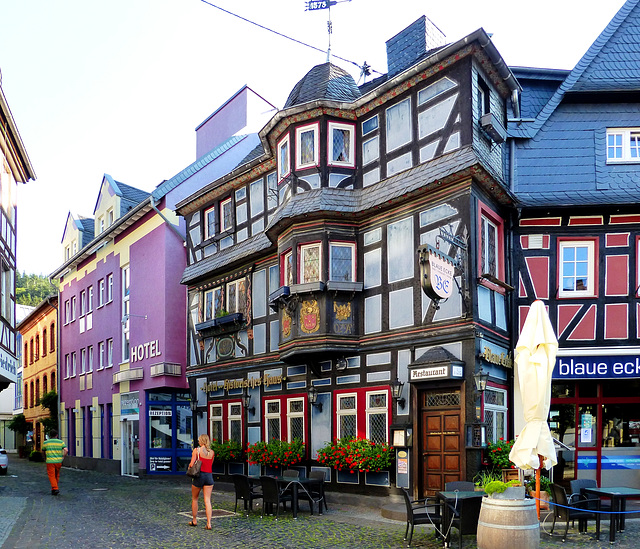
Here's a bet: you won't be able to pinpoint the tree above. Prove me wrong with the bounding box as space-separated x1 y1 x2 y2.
38 390 59 436
15 272 57 307
8 413 30 436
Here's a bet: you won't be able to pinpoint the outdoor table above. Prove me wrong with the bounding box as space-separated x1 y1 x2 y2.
249 475 323 518
583 486 640 543
436 490 485 547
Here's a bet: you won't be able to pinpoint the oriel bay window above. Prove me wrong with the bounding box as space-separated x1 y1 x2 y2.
300 243 321 284
329 242 355 282
296 122 319 169
478 202 506 282
328 121 355 167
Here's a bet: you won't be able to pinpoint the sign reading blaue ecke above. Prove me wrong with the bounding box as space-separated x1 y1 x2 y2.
554 355 640 380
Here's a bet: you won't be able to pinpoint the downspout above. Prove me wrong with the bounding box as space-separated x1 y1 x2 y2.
150 196 186 243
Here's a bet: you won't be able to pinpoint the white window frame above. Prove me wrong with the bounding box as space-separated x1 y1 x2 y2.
220 197 233 233
265 399 281 442
98 341 105 370
299 243 322 284
483 387 507 444
107 208 114 227
98 279 105 307
122 267 130 362
87 286 93 312
329 242 355 282
99 216 105 234
87 345 93 373
337 393 357 440
65 354 70 378
277 134 290 181
210 403 223 444
328 121 355 167
64 300 70 325
287 397 305 443
559 240 596 298
107 274 113 303
70 296 77 321
71 352 77 377
204 205 216 240
226 279 246 315
606 128 640 163
365 390 388 444
228 402 243 445
283 250 293 286
80 290 86 317
296 122 319 169
107 339 113 368
386 98 412 153
80 348 86 374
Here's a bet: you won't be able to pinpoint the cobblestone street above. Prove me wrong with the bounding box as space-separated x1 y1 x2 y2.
1 454 639 548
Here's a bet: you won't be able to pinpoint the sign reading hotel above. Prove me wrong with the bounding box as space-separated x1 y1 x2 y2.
131 340 161 363
420 245 455 301
204 373 284 394
555 356 640 380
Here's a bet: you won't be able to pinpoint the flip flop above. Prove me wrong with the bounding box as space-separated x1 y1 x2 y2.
188 521 197 527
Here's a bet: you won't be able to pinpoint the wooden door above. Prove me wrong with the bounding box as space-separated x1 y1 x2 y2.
421 389 463 495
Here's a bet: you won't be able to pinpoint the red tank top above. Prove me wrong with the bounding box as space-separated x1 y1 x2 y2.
198 448 214 473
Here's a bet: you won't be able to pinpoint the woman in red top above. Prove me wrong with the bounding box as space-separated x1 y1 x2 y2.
188 434 215 529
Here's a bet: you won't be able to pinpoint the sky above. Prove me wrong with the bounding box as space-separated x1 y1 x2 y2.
0 0 628 276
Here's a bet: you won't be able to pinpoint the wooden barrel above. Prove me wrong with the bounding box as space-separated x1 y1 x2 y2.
477 496 539 549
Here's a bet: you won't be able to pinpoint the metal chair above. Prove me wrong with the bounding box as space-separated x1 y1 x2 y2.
260 475 293 519
445 495 482 549
569 478 612 511
297 470 327 515
549 483 601 542
231 474 263 513
282 469 299 478
445 481 475 491
308 470 329 511
401 488 443 547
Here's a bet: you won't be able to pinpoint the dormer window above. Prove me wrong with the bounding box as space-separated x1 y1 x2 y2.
220 197 233 233
296 123 319 169
204 205 216 240
607 128 640 163
107 208 114 227
328 121 355 167
277 134 291 181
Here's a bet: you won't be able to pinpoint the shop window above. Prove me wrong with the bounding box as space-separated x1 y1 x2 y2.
328 121 355 167
296 122 319 169
337 393 357 439
386 98 411 153
220 197 233 233
558 239 596 297
204 205 216 240
149 404 173 449
210 404 223 443
265 399 281 442
483 387 507 443
606 128 640 163
329 242 355 282
277 134 290 181
387 216 414 283
299 243 321 284
366 391 388 444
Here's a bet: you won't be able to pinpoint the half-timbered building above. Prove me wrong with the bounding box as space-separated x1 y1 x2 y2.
511 0 640 489
178 17 521 497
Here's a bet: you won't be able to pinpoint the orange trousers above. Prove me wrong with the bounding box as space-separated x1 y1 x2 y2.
47 463 62 490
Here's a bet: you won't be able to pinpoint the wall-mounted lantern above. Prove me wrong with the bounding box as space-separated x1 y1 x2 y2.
390 378 406 409
241 389 255 416
307 385 323 412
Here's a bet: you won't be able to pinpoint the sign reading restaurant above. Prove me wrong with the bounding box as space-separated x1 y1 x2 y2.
554 355 640 380
203 372 284 393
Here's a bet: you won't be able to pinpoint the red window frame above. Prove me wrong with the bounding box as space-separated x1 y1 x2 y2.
477 200 506 284
333 385 391 441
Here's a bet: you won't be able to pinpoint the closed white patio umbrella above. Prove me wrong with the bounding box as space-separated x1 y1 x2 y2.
509 300 558 518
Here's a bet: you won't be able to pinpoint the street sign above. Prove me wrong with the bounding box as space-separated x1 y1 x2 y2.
306 1 335 10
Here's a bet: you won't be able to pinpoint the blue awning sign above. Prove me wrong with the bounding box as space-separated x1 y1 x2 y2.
554 356 640 380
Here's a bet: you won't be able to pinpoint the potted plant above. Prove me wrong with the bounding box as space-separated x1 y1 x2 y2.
483 479 525 499
473 469 502 491
211 439 243 461
486 438 518 480
246 439 305 471
526 475 551 509
316 437 394 473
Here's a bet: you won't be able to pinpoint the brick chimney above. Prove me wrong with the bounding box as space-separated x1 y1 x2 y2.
386 15 446 77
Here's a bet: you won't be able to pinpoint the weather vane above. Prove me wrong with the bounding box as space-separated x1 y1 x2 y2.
305 0 352 63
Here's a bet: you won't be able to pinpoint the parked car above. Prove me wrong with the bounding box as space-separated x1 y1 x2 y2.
0 446 8 475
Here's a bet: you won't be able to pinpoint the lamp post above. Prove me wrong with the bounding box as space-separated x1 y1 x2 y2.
466 368 489 448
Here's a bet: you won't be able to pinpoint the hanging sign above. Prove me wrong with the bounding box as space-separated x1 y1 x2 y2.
419 245 456 301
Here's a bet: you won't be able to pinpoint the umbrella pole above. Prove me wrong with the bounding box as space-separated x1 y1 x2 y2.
536 454 543 519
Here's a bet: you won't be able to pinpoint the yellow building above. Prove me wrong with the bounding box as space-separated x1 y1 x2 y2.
17 297 58 450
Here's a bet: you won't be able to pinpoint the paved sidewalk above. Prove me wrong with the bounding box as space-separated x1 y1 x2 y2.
1 454 639 548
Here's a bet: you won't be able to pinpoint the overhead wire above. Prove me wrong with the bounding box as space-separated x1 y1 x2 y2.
199 0 383 77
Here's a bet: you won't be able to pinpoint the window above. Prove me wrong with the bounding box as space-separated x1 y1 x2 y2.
87 286 93 312
366 391 388 443
43 375 48 394
362 136 379 165
269 265 280 295
277 134 290 181
0 262 11 322
210 404 223 443
387 217 414 283
80 290 86 316
480 216 498 277
107 208 114 226
203 287 223 321
24 342 28 367
98 279 105 306
328 121 355 167
228 402 243 444
337 393 357 439
107 339 113 368
64 354 69 378
107 274 113 302
220 197 233 233
483 387 507 444
386 98 412 152
299 243 321 284
295 123 319 169
71 296 76 321
122 267 130 361
88 345 93 373
265 400 281 442
99 216 105 234
362 115 378 136
250 178 265 218
80 348 86 374
29 338 34 364
24 383 28 408
559 240 596 297
607 128 640 163
64 300 70 324
283 250 293 286
204 205 216 240
267 172 278 211
477 78 490 118
71 352 77 377
35 335 40 361
329 242 355 282
226 278 247 315
50 322 55 352
287 398 305 442
43 329 47 356
98 341 105 370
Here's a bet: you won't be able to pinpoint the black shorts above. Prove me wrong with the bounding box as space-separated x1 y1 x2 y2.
192 472 214 488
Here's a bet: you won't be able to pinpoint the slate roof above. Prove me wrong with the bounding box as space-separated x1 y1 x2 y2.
114 180 149 204
509 0 640 139
284 63 362 108
411 346 461 366
77 216 95 248
510 67 569 120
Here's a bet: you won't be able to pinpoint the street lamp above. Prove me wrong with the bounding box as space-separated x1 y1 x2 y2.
307 385 323 412
390 378 406 409
241 389 255 415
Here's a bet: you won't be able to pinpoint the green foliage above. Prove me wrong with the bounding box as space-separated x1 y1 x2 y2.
527 475 552 493
246 439 305 468
29 450 44 462
211 439 243 461
473 469 502 488
483 480 509 496
316 437 395 473
486 438 516 470
15 272 57 307
8 413 29 435
38 390 58 436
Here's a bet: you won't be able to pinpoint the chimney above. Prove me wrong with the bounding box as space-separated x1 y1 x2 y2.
386 16 446 77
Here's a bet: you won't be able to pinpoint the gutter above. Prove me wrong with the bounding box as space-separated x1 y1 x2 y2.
150 196 186 243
